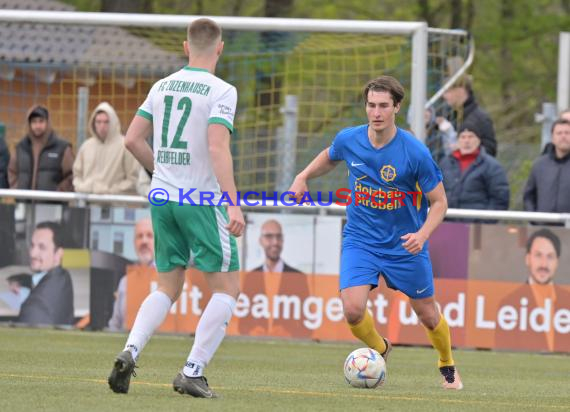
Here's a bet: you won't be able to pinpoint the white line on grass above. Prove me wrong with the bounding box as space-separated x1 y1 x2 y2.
0 373 567 410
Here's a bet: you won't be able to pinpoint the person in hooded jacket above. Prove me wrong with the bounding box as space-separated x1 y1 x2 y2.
523 119 570 213
439 119 509 211
8 105 75 191
443 74 497 157
73 102 140 195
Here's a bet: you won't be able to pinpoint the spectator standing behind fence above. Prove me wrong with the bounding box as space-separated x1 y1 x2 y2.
8 106 74 191
442 74 497 157
439 120 509 211
523 119 570 213
0 127 9 188
73 102 140 195
136 137 153 197
425 107 457 163
136 168 151 197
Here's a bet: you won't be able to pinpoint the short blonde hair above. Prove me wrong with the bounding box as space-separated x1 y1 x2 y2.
187 18 222 51
449 74 473 92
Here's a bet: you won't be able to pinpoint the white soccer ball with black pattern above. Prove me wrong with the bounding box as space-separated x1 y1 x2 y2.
343 347 386 388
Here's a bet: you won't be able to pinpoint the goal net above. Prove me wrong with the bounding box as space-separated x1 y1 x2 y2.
0 10 471 195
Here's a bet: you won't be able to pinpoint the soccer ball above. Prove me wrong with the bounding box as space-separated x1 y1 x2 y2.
343 348 386 388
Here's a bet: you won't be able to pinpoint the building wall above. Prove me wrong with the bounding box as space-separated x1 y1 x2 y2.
0 67 154 151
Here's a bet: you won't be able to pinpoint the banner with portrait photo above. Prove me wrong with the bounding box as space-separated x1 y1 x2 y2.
124 267 570 352
243 212 342 275
0 203 90 325
0 203 153 330
123 221 570 353
1 202 568 353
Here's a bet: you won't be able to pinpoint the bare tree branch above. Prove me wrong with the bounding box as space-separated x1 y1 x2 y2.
450 0 462 28
101 0 152 13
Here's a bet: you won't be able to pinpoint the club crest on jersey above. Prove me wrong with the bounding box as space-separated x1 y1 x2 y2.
380 165 397 182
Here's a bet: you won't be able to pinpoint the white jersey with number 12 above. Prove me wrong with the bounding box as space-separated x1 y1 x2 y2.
137 66 237 203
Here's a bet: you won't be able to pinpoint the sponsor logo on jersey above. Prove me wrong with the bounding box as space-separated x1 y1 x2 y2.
217 104 233 115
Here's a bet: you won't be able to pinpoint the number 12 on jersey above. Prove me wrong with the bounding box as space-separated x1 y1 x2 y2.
161 95 192 149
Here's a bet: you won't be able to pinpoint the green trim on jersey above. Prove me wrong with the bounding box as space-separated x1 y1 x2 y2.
208 117 234 133
183 66 210 72
136 109 152 121
150 202 239 273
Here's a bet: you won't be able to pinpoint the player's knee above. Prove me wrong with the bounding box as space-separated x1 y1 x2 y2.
159 286 181 303
417 311 439 330
158 279 185 302
231 287 241 300
214 283 240 300
224 279 240 300
343 303 366 325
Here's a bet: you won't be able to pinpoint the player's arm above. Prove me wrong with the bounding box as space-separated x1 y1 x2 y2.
288 148 340 202
401 182 447 254
124 115 154 173
208 123 245 237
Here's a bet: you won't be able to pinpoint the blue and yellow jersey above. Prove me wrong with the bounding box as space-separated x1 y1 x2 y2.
329 125 442 255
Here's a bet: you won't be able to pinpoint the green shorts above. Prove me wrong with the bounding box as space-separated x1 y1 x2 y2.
150 202 240 273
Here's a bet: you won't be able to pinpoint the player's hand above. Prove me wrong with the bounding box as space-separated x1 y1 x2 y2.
287 175 309 204
226 205 245 237
401 232 427 255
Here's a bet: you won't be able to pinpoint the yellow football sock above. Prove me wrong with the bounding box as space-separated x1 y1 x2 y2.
425 314 454 368
349 310 386 354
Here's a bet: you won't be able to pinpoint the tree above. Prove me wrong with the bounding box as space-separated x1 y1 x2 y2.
264 0 293 17
101 0 152 13
499 0 515 104
450 0 462 28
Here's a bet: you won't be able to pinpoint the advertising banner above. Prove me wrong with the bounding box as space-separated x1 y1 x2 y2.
126 267 570 353
1 202 569 352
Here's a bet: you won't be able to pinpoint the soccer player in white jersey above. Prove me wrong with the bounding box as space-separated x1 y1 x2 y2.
108 18 244 399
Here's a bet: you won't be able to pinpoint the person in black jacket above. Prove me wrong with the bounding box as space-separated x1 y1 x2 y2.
0 137 10 189
443 74 497 156
0 128 9 189
439 120 509 211
8 105 75 191
17 221 74 326
523 119 570 213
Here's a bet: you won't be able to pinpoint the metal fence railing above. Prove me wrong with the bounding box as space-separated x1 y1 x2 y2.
1 189 569 227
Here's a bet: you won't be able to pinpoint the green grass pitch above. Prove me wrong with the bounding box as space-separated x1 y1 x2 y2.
0 327 568 411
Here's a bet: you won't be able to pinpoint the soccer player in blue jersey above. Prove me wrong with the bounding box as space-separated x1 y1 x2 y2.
288 76 463 390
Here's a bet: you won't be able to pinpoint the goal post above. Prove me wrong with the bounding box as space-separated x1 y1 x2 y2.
0 10 471 194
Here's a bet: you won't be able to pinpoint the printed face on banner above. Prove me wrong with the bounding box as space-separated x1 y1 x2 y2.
244 213 341 275
134 217 154 266
525 237 559 285
468 225 570 285
258 220 284 264
29 228 63 272
0 204 90 325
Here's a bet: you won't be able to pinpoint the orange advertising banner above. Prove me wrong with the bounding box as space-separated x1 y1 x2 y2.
126 266 570 353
